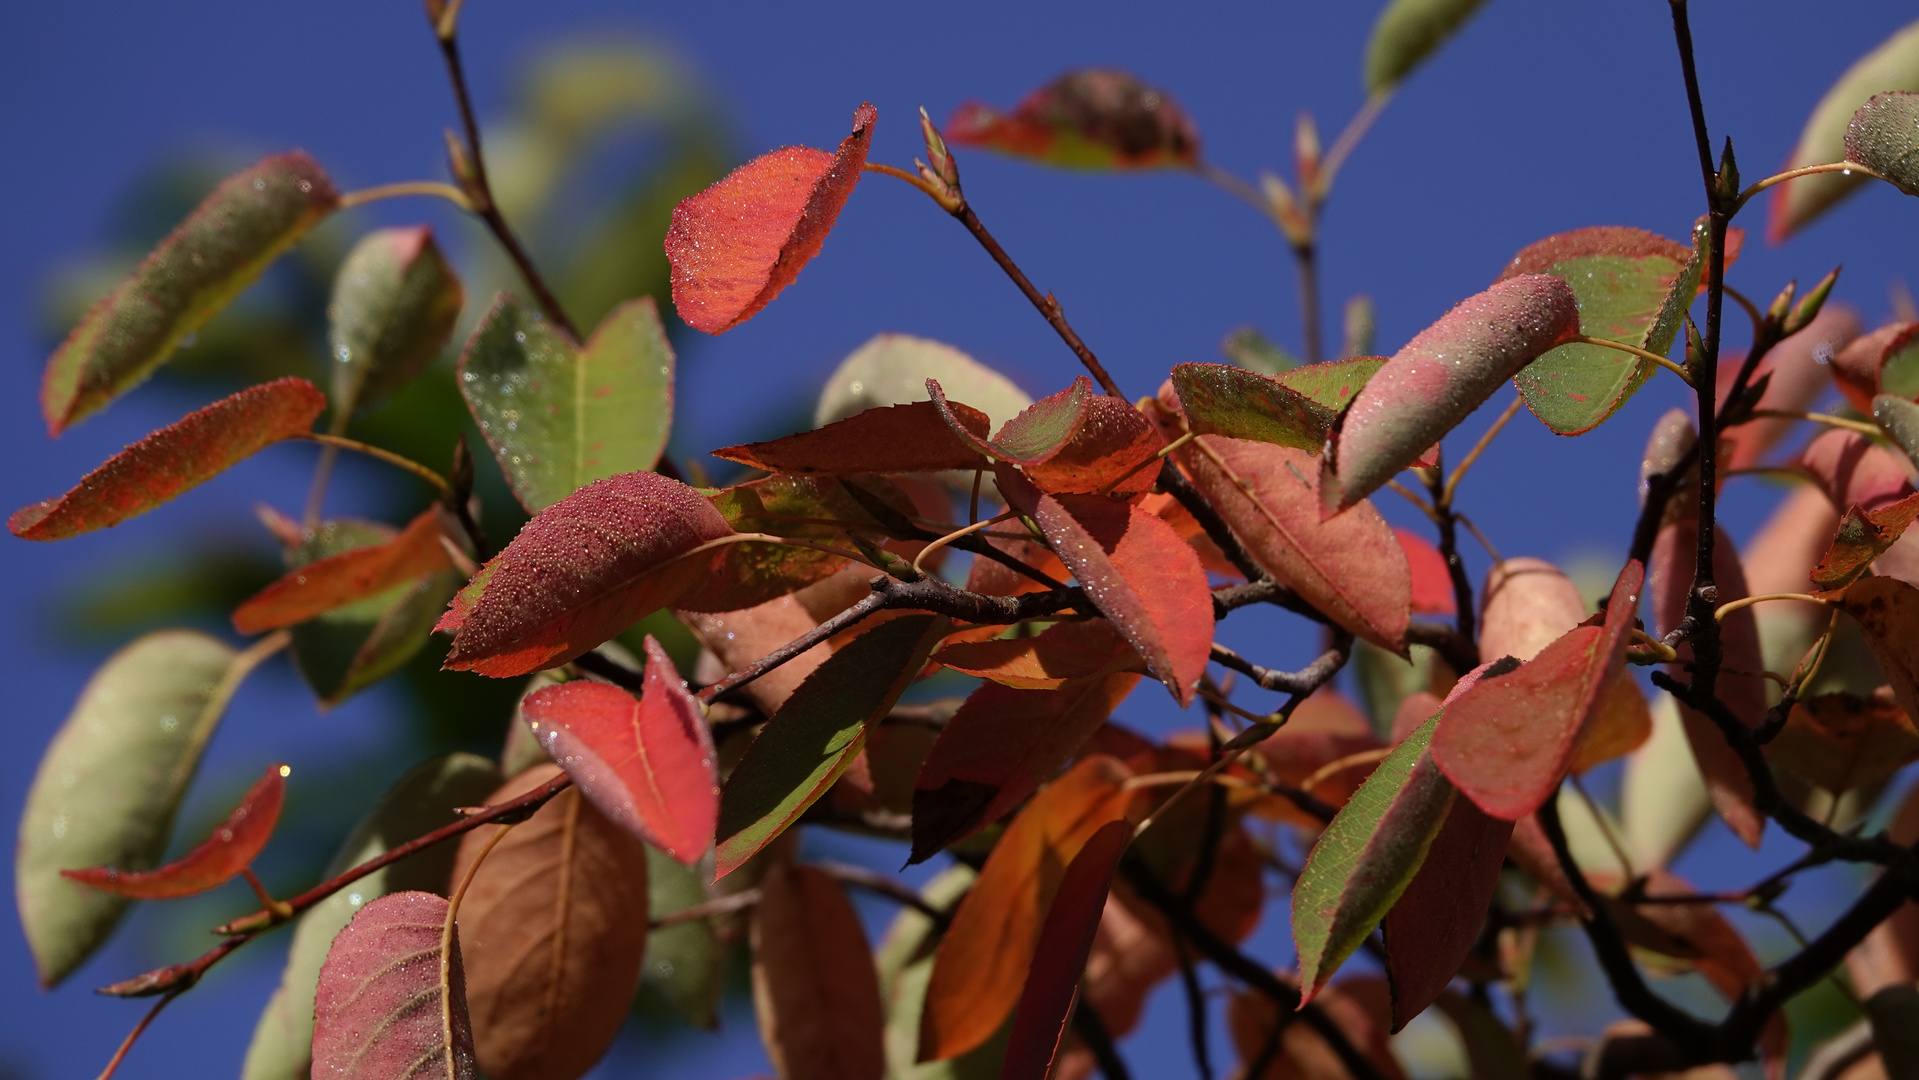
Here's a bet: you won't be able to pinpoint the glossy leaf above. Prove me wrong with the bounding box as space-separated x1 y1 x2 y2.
1852 92 1919 198
919 755 1135 1061
451 765 652 1080
877 866 1010 1080
521 636 718 863
311 890 477 1080
1432 561 1640 820
1154 395 1411 651
999 468 1213 704
1169 362 1335 453
1824 576 1919 725
16 630 240 986
233 508 452 633
1501 226 1704 435
1396 528 1455 615
1813 493 1919 588
1000 820 1131 1080
1772 18 1919 241
666 103 874 333
243 754 501 1080
329 226 464 417
440 471 733 677
284 519 458 706
459 294 675 513
815 333 1033 432
1364 0 1488 94
714 400 991 475
1323 275 1580 513
716 615 948 877
751 862 887 1080
42 152 339 433
946 69 1199 170
11 377 326 541
1292 717 1453 1002
913 622 1143 860
1380 794 1512 1030
63 762 283 899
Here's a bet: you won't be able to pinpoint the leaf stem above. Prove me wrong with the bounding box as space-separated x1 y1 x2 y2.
1569 335 1694 385
239 868 292 921
1318 92 1392 196
92 989 182 1080
912 510 1015 576
295 434 452 497
1744 409 1885 439
337 181 474 212
1733 161 1892 213
1712 592 1829 620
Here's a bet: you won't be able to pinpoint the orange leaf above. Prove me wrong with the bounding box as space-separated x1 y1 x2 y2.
232 508 452 633
11 377 326 541
932 618 1145 690
1768 687 1919 793
666 104 874 334
712 401 990 475
919 755 1136 1062
1000 820 1131 1080
751 863 887 1080
62 763 284 899
521 636 718 863
1824 576 1919 727
1813 493 1919 589
1248 692 1385 825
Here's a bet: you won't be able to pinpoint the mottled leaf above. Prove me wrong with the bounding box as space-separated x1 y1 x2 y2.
714 400 991 475
931 376 1091 467
1380 794 1512 1030
233 508 452 633
11 377 326 541
311 891 476 1080
947 70 1199 169
1221 326 1298 375
1432 562 1641 820
16 630 242 986
666 103 874 333
459 294 675 513
521 636 718 863
1770 687 1919 793
1852 92 1919 199
42 152 338 433
919 755 1135 1062
1000 820 1130 1080
1017 394 1163 497
1153 394 1411 651
815 333 1033 432
1823 576 1919 726
451 765 652 1080
1170 362 1335 452
1772 18 1919 241
284 519 458 706
440 471 733 677
1364 0 1488 95
1293 717 1453 1002
63 762 283 899
243 754 501 1080
999 468 1213 704
330 226 463 417
1501 226 1704 435
1323 275 1579 512
1813 492 1919 588
716 615 948 877
1277 356 1387 412
751 862 887 1080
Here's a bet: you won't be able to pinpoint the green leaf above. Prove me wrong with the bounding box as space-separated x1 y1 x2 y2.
875 865 1011 1080
1505 225 1704 436
16 630 245 986
639 845 722 1029
715 614 948 877
242 753 501 1080
1293 716 1455 1001
1170 363 1335 452
1772 17 1919 241
41 152 340 434
1275 356 1386 412
1220 326 1298 375
1364 0 1489 95
1875 394 1919 470
1848 92 1919 197
459 293 676 513
815 333 1033 433
329 227 464 419
287 520 460 707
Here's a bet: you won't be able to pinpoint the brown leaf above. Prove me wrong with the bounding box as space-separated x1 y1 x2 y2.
449 765 652 1080
1825 576 1919 726
1769 687 1919 793
751 862 886 1080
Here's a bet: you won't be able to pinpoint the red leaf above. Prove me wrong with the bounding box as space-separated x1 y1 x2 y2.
666 104 874 334
931 376 1163 496
998 468 1213 704
11 377 326 541
311 890 477 1080
1248 692 1386 825
1431 561 1643 820
521 636 718 864
932 376 1092 465
62 763 284 899
1824 576 1919 728
1500 225 1693 277
1152 392 1411 651
1321 275 1580 515
1000 819 1131 1080
946 70 1200 170
1380 796 1513 1031
439 471 733 677
233 508 452 633
913 623 1143 860
711 401 990 475
1395 528 1455 615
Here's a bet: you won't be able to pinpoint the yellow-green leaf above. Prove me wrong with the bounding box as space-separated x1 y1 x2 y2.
1772 17 1919 241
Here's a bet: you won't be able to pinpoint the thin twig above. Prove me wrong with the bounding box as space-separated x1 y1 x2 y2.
1733 161 1893 213
338 180 474 211
294 434 452 496
92 990 182 1080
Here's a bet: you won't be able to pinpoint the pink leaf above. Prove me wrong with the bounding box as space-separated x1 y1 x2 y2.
312 891 477 1080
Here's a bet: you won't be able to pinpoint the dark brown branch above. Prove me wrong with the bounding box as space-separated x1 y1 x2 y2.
813 860 949 927
651 889 762 930
1210 634 1354 696
1293 240 1325 365
1405 621 1480 676
1161 461 1265 584
1174 940 1215 1080
1072 998 1134 1080
1423 466 1478 647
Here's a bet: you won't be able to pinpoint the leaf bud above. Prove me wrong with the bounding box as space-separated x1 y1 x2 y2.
1784 266 1841 337
1260 171 1311 247
1764 279 1797 331
1684 313 1706 379
1294 110 1323 193
846 532 922 582
1714 136 1740 206
442 129 485 209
